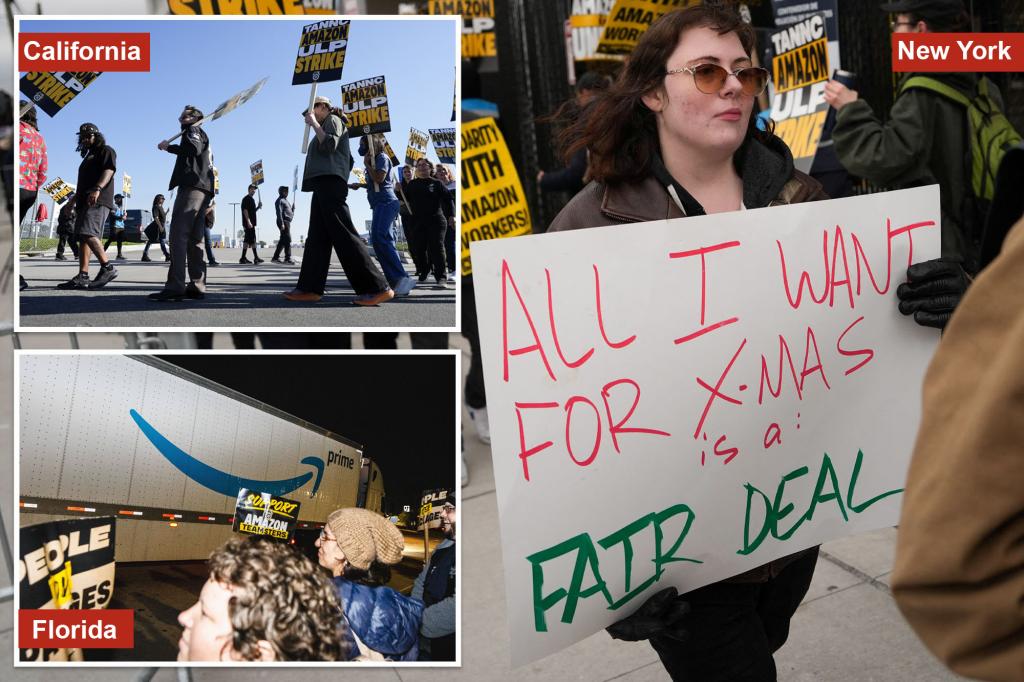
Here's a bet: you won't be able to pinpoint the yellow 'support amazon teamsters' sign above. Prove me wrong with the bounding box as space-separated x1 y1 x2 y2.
596 0 697 55
429 0 496 59
460 117 530 277
168 0 336 14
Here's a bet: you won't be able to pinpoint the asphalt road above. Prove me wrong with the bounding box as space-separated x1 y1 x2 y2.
18 246 456 329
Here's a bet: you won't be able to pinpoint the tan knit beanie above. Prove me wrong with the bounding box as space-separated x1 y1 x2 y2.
326 508 404 570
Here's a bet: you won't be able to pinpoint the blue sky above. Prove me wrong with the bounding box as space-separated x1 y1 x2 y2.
19 16 458 240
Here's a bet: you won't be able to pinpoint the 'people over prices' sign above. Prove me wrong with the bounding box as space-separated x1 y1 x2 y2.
470 186 941 665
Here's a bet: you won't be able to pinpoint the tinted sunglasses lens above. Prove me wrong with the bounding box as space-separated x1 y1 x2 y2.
692 64 728 93
737 68 768 96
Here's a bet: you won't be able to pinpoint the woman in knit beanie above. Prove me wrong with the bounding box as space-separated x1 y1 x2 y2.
316 508 423 661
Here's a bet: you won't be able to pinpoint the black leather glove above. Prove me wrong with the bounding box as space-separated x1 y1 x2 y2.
605 586 690 643
896 258 971 330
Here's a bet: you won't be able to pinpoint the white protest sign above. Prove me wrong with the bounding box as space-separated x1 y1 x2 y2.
470 186 941 665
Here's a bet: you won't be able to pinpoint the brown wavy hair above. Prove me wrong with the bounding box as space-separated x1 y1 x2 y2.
208 536 348 661
561 4 772 184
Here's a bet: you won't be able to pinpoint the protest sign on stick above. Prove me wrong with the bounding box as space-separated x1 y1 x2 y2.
162 77 268 144
41 177 74 204
470 186 941 665
405 127 429 166
19 71 100 117
430 127 457 164
460 117 531 277
342 74 391 137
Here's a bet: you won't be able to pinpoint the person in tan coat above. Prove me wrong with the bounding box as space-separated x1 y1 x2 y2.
892 212 1024 680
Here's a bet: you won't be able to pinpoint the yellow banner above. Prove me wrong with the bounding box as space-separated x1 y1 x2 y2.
168 0 335 14
595 0 697 55
460 117 531 277
428 0 497 59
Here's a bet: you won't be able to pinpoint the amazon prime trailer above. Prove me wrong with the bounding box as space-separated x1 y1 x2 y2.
18 354 379 562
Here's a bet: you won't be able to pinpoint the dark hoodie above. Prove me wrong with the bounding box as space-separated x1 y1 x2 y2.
165 123 214 193
832 72 987 272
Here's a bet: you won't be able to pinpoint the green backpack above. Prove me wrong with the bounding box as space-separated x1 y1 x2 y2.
900 76 1022 202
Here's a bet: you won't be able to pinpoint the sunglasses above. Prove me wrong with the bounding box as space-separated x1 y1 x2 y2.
666 63 770 97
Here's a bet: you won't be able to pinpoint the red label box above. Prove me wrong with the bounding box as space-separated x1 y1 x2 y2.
19 609 135 649
892 33 1024 72
18 33 150 72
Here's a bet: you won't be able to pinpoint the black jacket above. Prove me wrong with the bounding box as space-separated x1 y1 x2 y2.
166 124 214 192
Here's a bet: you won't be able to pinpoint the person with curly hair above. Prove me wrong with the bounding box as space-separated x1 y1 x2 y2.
177 535 348 662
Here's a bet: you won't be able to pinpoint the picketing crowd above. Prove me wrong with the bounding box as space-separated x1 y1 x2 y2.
177 496 457 662
15 95 457 305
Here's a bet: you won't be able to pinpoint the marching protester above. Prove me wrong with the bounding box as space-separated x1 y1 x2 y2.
239 183 264 262
354 133 415 296
178 535 348 661
825 0 1016 325
54 192 78 261
891 146 1024 682
240 183 264 264
150 104 215 302
398 164 431 281
401 157 453 289
18 103 46 290
412 494 456 661
435 163 458 282
204 199 220 266
102 193 127 260
549 7 829 679
272 185 295 264
283 95 393 306
57 122 118 291
142 193 170 262
316 508 423 660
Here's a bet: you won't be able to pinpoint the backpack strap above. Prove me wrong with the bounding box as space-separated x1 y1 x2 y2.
900 75 972 108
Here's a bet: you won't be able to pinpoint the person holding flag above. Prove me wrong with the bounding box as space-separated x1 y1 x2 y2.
149 104 214 302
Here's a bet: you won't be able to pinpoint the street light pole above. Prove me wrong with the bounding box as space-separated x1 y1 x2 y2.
229 202 240 248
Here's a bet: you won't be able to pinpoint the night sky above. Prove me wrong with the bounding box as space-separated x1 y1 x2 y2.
159 354 456 512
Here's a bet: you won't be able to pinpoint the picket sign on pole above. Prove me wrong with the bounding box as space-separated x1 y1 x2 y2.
302 83 318 154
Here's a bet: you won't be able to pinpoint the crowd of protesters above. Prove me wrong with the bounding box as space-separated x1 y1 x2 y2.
176 496 457 663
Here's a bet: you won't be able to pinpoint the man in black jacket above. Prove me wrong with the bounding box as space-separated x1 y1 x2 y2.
150 104 215 302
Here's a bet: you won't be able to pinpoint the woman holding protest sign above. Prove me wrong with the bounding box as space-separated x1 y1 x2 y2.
549 6 827 680
315 507 423 661
142 193 170 262
284 96 393 306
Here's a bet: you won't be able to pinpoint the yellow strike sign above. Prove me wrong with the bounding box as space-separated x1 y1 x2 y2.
406 127 429 166
596 0 697 55
773 110 827 161
772 37 828 94
461 117 531 277
342 75 390 135
168 0 335 14
20 71 100 117
42 177 74 204
293 20 349 84
48 561 73 607
429 0 497 59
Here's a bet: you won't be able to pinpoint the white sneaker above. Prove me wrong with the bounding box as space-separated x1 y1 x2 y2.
467 406 490 444
447 271 456 283
461 450 469 487
394 276 416 296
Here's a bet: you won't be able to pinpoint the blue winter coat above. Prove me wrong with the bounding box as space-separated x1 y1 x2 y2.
333 577 423 661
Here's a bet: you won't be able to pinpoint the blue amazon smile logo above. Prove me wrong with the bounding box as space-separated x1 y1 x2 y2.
130 409 325 497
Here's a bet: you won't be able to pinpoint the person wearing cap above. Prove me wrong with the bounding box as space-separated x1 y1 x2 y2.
284 95 394 305
102 192 127 260
315 508 423 661
240 183 263 264
411 494 456 661
825 1 991 327
57 122 119 291
150 104 215 302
